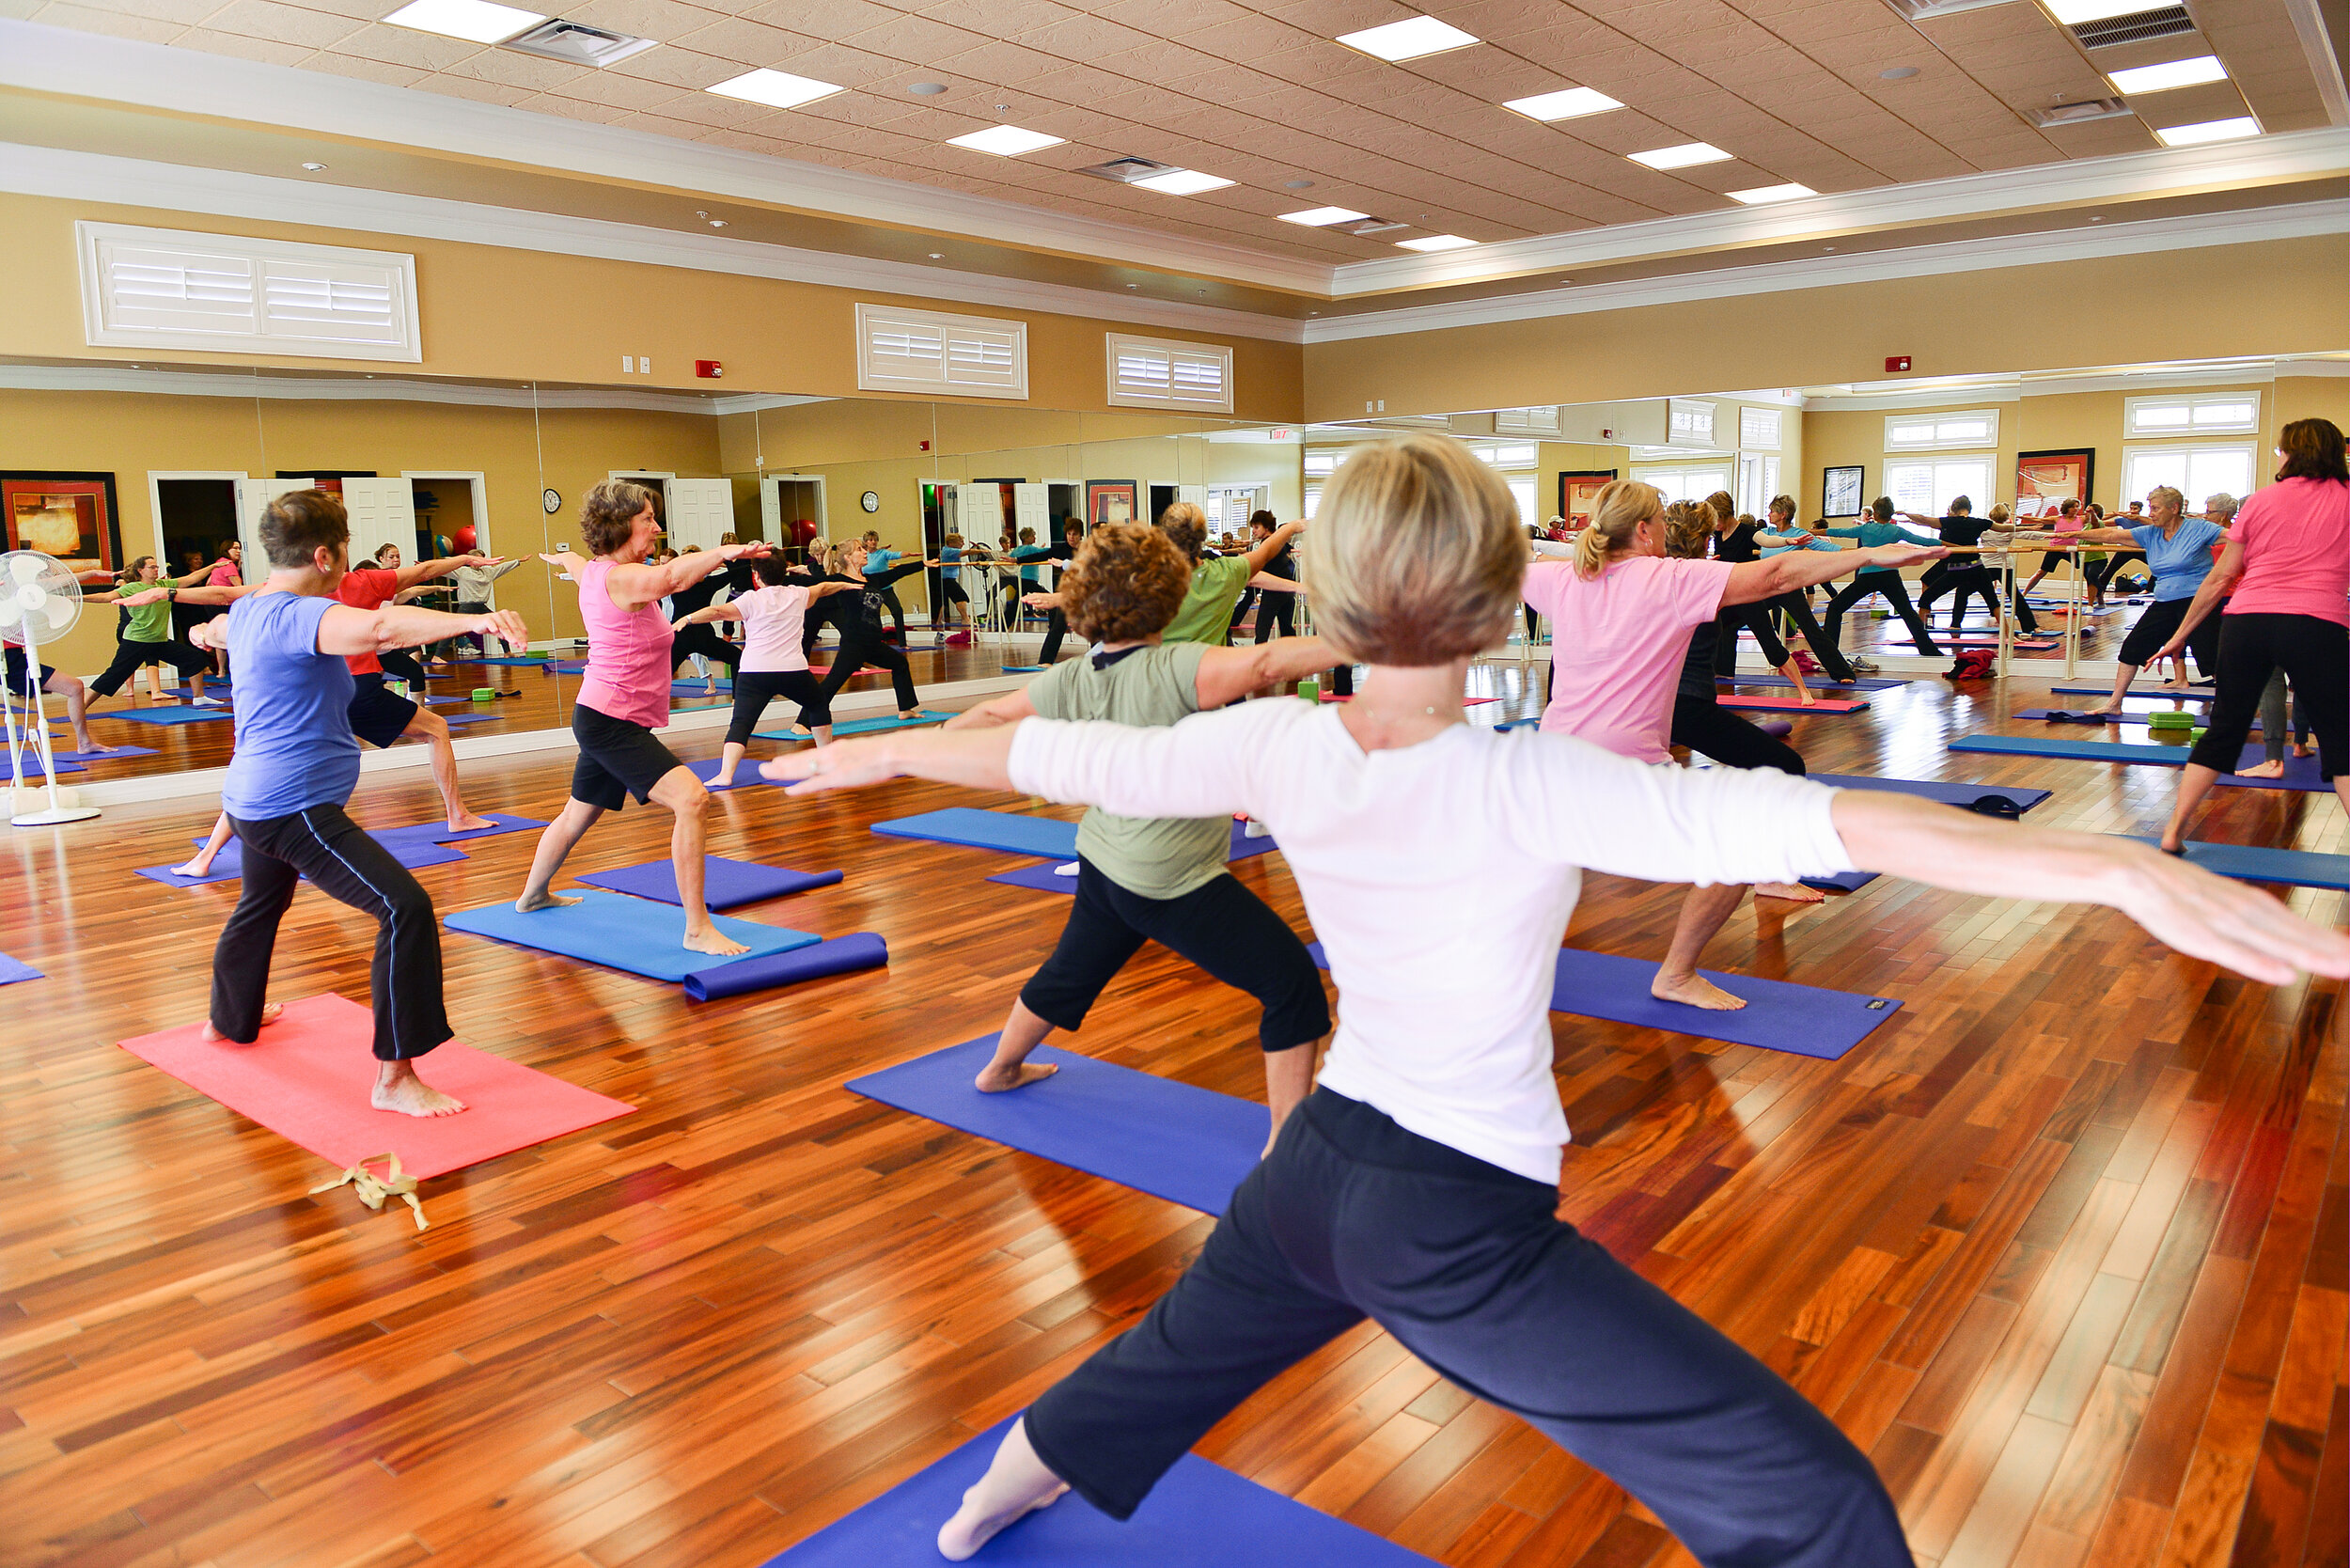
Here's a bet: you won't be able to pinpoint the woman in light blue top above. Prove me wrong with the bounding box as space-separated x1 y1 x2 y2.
1820 497 1946 657
2071 485 2229 713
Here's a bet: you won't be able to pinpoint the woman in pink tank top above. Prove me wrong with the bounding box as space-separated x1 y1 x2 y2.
515 480 773 958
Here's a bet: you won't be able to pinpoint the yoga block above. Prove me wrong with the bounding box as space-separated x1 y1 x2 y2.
471 687 496 701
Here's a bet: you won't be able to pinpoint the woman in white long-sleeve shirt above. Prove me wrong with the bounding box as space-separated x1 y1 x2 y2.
766 436 2347 1568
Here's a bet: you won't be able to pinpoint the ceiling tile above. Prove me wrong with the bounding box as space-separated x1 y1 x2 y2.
198 0 356 48
322 21 482 70
561 0 728 45
413 71 536 105
28 0 183 38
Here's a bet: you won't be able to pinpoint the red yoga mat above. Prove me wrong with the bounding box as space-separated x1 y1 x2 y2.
1716 694 1870 713
118 994 634 1179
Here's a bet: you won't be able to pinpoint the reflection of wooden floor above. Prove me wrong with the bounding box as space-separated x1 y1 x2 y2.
6 668 2338 1568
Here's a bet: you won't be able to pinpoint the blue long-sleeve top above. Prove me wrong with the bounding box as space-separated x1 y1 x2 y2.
1823 518 1936 575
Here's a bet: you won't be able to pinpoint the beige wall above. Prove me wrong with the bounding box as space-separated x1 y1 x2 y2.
1305 237 2348 421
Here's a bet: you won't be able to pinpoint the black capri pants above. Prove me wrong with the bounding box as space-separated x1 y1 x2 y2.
2188 613 2346 781
724 667 830 744
1711 604 1790 675
90 635 209 697
2116 596 2221 675
209 804 450 1061
570 701 684 810
1671 695 1806 776
1025 1090 1908 1565
1021 859 1329 1054
815 635 918 713
671 621 742 677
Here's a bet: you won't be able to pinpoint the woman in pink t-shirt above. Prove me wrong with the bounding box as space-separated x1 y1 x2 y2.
514 480 773 958
682 554 857 786
2154 418 2349 851
1524 479 1938 1009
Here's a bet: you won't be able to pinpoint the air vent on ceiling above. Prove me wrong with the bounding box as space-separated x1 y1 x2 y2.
1333 217 1407 236
2069 4 2196 49
1075 157 1183 184
502 19 658 67
2031 96 2133 127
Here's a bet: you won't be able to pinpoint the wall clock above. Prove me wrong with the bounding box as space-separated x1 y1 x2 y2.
542 487 562 514
860 490 881 512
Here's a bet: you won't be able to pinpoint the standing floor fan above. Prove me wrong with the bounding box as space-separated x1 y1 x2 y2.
2 550 102 825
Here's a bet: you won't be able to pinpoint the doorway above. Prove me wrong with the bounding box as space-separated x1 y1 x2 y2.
403 472 488 562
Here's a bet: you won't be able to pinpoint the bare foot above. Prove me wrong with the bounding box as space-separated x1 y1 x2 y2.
683 926 751 958
75 739 116 754
173 858 220 879
202 1002 285 1043
445 813 495 834
710 770 737 788
899 710 922 721
1795 691 1817 708
2235 759 2287 778
2293 743 2314 759
1752 880 1827 903
975 1061 1058 1093
2081 699 2123 716
514 888 582 913
937 1479 1068 1562
372 1071 466 1118
1651 971 1749 1011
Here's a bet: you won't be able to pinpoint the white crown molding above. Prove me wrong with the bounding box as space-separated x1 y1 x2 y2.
1804 355 2344 408
0 142 1308 345
2280 0 2349 127
0 19 1330 298
1333 128 2350 297
0 360 840 413
1302 201 2348 343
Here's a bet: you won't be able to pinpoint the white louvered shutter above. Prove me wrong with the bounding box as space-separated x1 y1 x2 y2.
78 223 420 362
856 304 1027 399
1106 334 1233 412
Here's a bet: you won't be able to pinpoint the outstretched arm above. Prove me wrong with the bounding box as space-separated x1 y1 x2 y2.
945 691 1038 729
2154 539 2246 657
1194 636 1336 708
315 604 529 657
604 542 774 611
1722 541 1942 605
392 553 494 591
672 604 744 628
1243 520 1306 572
169 582 267 607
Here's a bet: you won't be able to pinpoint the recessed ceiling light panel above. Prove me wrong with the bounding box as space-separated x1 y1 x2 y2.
1335 15 1479 61
382 0 545 44
2154 116 2260 146
1727 182 1815 204
2107 55 2227 93
1501 86 1622 120
1279 206 1371 226
2046 0 2151 22
1396 234 1475 251
947 125 1066 156
1627 142 1732 169
707 68 842 109
1130 168 1235 195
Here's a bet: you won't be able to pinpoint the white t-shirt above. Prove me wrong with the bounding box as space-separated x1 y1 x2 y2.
1008 699 1854 1185
734 585 815 673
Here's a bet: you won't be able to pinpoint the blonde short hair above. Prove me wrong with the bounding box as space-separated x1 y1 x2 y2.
2146 486 2184 516
1157 501 1209 561
1302 435 1523 666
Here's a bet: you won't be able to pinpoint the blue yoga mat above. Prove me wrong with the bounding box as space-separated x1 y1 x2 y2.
760 1414 1435 1567
1000 664 1045 673
443 890 821 982
2047 685 2211 700
378 811 547 846
683 933 887 1001
1717 674 1906 692
135 836 468 888
1950 736 2323 792
35 745 160 764
1809 773 2052 811
762 709 955 741
2013 708 2224 726
98 705 235 725
2122 838 2346 890
684 757 774 792
848 1037 1266 1214
0 953 40 985
874 808 1077 857
670 680 734 697
987 860 1082 892
574 855 843 909
9 755 83 775
1308 944 1902 1059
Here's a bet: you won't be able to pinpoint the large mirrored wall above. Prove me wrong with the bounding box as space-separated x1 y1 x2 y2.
0 358 1305 786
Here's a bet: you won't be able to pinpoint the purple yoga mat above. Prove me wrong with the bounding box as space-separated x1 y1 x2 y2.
136 836 468 888
682 933 887 1001
987 860 1082 893
0 953 41 985
573 855 843 910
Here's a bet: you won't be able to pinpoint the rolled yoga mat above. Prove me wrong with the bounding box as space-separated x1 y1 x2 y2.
682 933 887 1001
2118 838 2346 891
575 855 844 910
443 890 821 982
846 1035 1267 1215
757 1413 1437 1567
1949 735 2326 792
1309 943 1903 1060
118 993 634 1179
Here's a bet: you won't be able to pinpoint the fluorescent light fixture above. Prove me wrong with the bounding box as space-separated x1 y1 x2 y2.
708 68 844 110
2154 116 2260 146
1130 168 1235 195
1727 182 1815 204
1502 86 1623 121
1279 206 1371 226
2045 0 2151 22
383 0 544 43
2107 55 2228 93
947 125 1066 156
1627 142 1732 169
1335 15 1479 61
1395 234 1475 251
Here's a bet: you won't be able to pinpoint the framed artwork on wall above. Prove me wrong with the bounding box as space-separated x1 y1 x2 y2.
4 472 124 576
1822 465 1864 519
2013 448 2093 518
1556 470 1616 530
1085 480 1137 528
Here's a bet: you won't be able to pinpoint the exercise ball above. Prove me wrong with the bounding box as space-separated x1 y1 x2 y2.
450 525 478 553
791 518 818 548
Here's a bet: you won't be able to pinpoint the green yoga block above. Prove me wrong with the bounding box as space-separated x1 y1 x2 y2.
1295 678 1321 704
471 687 496 701
2190 728 2208 745
2145 711 2194 729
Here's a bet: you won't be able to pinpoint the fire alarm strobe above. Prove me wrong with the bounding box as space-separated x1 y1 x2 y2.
695 360 724 379
1886 355 1912 373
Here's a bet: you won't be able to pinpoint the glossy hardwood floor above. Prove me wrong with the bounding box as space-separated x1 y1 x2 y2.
0 656 2340 1568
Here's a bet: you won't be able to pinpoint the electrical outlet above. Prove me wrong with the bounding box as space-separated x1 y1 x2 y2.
1376 400 1386 412
639 357 651 376
1365 400 1374 413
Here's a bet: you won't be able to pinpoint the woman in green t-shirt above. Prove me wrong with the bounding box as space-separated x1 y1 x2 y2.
90 555 232 706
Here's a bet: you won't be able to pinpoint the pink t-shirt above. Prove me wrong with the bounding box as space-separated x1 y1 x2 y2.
1524 556 1737 763
2225 478 2348 626
574 557 676 729
735 584 813 673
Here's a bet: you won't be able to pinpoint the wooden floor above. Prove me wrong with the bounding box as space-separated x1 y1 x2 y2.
0 660 2340 1568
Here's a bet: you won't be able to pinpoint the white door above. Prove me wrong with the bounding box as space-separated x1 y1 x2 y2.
1178 484 1207 510
233 477 312 571
666 478 735 554
1012 483 1050 539
340 478 416 570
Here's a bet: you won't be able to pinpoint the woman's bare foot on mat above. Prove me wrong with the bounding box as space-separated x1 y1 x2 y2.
514 887 581 913
373 1060 465 1117
446 813 494 834
2236 759 2287 778
683 926 750 958
1651 971 1748 1011
975 1061 1058 1092
1752 880 1827 903
202 1003 284 1043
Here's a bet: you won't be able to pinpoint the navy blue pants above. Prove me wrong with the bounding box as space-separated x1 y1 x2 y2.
1026 1090 1909 1566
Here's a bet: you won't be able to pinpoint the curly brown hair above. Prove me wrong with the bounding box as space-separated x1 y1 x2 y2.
1060 523 1190 643
580 478 656 556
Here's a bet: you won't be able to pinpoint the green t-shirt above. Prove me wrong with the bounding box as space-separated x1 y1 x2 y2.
1160 555 1253 647
121 574 193 642
1026 641 1228 900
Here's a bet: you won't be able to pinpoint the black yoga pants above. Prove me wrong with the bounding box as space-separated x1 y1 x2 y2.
1823 573 1940 656
1765 590 1855 682
724 667 830 743
210 804 451 1061
1039 607 1071 665
2187 613 2345 781
2116 596 2221 675
1671 695 1806 776
90 635 209 697
1252 595 1296 643
672 622 742 676
1021 859 1329 1053
1712 603 1789 675
816 635 917 713
1025 1089 1909 1566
